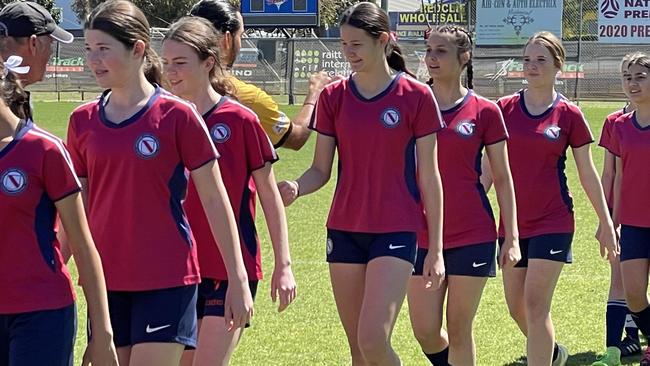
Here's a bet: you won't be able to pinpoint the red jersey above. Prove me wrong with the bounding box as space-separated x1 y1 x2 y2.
184 97 278 281
608 111 650 227
310 74 444 233
598 108 626 208
0 121 78 314
498 91 594 238
418 91 508 249
66 87 218 291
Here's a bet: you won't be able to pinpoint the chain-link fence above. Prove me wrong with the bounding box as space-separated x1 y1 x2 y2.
29 0 647 102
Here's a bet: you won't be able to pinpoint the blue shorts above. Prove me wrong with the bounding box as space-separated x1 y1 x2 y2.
196 279 259 320
107 285 197 348
413 242 497 277
326 229 417 265
0 303 76 366
620 225 650 262
499 233 573 268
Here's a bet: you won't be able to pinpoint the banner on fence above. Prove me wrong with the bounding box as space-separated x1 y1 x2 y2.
475 0 563 45
598 0 650 43
389 1 466 39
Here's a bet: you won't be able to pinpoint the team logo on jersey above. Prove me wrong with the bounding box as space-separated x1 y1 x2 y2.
455 120 476 137
211 124 231 143
135 134 160 159
381 108 401 128
543 126 562 141
1 169 27 195
326 237 334 255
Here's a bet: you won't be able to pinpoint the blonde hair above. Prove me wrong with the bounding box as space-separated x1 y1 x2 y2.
525 31 565 69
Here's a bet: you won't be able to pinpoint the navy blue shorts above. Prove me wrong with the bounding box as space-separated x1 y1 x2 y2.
326 229 417 265
0 303 76 366
413 242 497 277
107 285 197 348
196 279 259 321
620 225 650 262
499 233 573 268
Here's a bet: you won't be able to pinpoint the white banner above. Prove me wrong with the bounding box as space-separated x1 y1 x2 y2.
598 0 650 44
476 0 563 46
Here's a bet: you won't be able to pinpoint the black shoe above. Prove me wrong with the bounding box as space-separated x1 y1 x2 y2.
620 336 641 357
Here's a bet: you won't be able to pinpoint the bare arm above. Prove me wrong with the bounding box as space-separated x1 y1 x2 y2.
601 150 616 207
573 145 618 259
252 163 296 312
59 177 89 264
278 133 336 205
612 156 623 228
417 134 445 289
480 154 494 193
55 193 118 366
282 71 334 150
485 141 520 267
191 161 254 329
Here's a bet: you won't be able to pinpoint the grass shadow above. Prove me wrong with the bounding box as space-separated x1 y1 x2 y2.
502 351 642 366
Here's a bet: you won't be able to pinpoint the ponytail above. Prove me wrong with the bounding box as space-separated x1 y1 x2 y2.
466 58 474 89
144 48 163 86
386 42 415 78
0 60 32 120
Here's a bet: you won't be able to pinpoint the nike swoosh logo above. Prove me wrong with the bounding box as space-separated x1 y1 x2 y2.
388 244 406 250
472 262 487 268
550 249 563 255
146 324 171 333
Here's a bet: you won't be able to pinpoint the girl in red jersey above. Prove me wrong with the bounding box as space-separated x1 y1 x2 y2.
0 57 117 365
592 53 642 366
65 2 253 365
610 53 650 366
484 31 618 366
279 3 445 365
407 25 520 366
160 17 296 366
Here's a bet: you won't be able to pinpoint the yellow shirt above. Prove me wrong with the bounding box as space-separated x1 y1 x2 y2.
229 76 291 147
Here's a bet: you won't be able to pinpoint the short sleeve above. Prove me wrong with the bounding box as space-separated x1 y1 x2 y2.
481 102 509 145
176 106 219 171
413 87 445 138
234 79 290 146
43 143 82 202
568 109 594 148
608 123 622 157
244 117 279 172
309 89 336 137
65 117 87 178
598 118 614 150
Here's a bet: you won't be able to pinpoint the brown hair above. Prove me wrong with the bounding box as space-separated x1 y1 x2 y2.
84 0 162 86
622 52 645 73
628 53 650 72
426 25 474 89
0 57 31 120
339 2 415 78
164 17 234 96
525 31 565 69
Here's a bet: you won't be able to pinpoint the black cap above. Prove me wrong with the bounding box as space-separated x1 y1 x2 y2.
0 1 73 43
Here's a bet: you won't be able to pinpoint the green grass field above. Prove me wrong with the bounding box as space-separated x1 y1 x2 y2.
31 100 642 366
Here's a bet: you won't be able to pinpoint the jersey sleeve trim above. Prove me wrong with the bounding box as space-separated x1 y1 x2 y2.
606 147 621 157
52 187 82 203
273 121 293 149
250 156 280 172
187 157 218 172
413 125 444 139
571 139 594 149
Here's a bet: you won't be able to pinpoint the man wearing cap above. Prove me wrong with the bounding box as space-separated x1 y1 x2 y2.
0 1 73 87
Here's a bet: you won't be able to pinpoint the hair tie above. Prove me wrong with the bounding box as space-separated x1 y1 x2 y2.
389 31 398 42
2 56 30 78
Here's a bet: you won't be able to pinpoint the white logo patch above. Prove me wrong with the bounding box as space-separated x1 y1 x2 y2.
456 120 476 137
326 238 334 255
211 124 231 143
381 108 401 128
543 126 561 140
135 134 160 159
1 169 27 195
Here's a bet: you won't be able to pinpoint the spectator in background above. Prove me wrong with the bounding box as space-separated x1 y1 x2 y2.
190 0 333 150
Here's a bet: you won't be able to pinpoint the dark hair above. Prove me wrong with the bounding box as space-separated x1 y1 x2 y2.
0 57 31 120
339 2 415 78
425 25 474 89
84 0 162 86
164 17 234 96
189 0 241 35
525 31 565 69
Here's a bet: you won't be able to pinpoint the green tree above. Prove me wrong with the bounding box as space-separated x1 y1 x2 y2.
0 0 61 23
71 0 196 27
